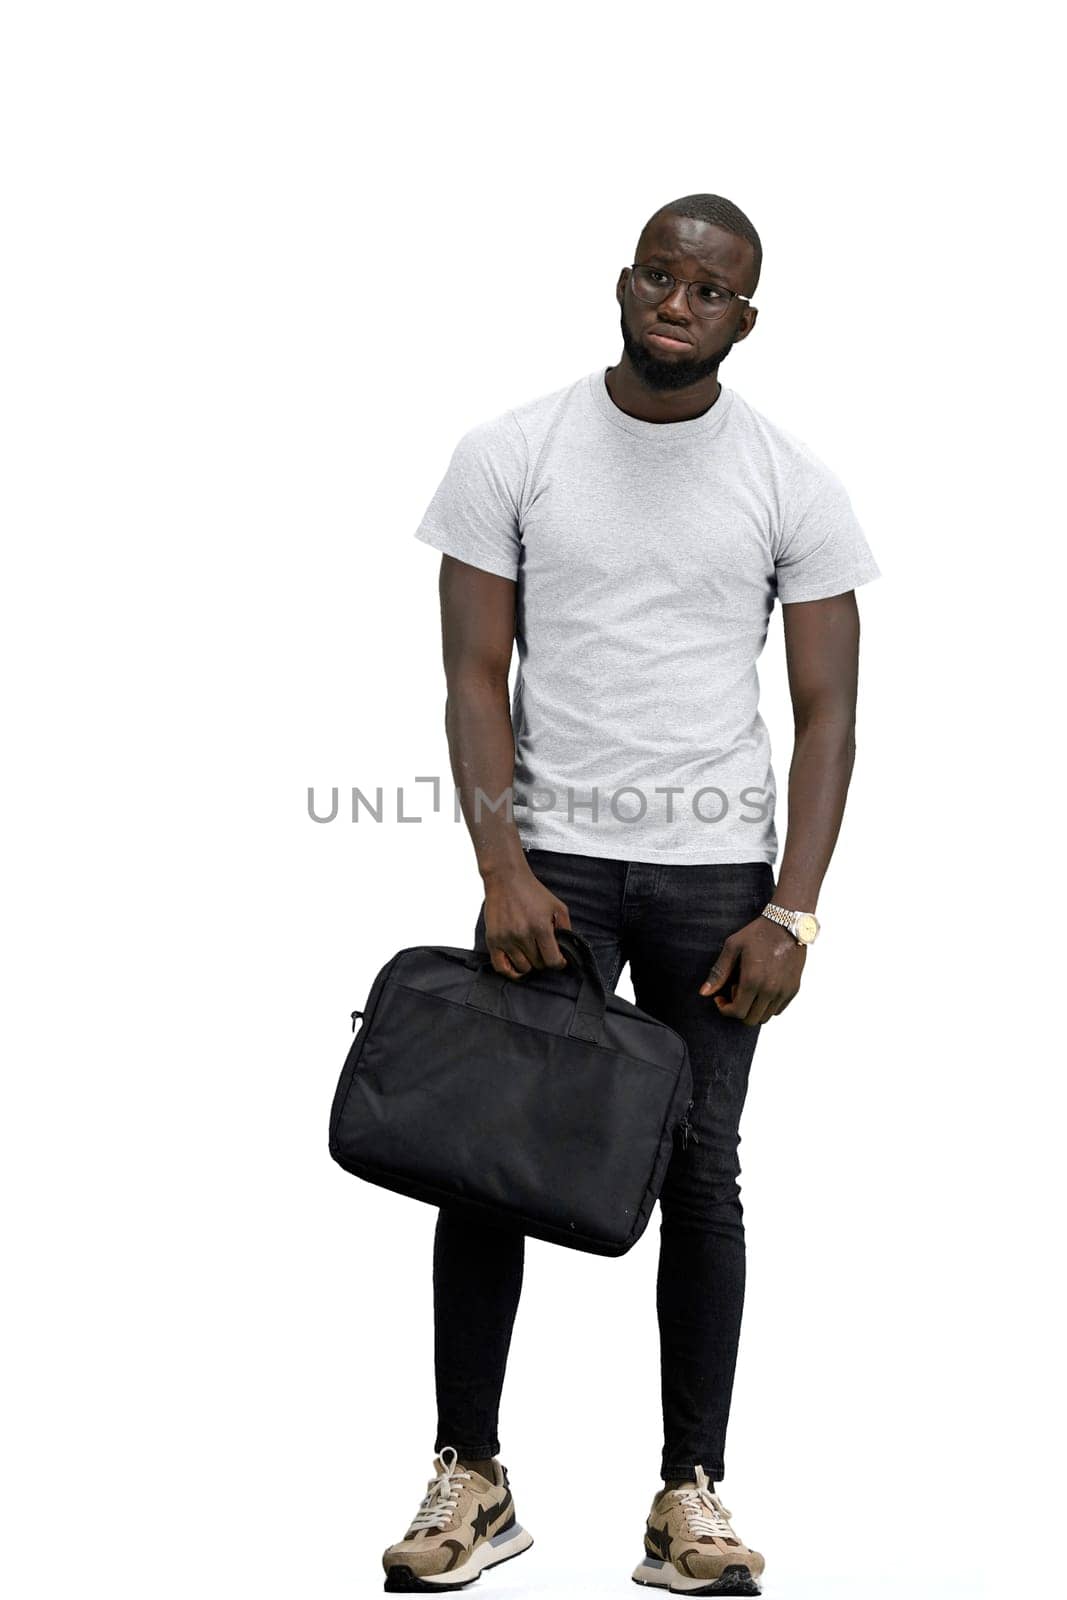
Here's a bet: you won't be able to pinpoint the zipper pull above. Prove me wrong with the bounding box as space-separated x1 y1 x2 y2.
679 1098 699 1150
350 1009 365 1033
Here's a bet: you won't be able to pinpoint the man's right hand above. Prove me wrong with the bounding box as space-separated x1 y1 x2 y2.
481 862 571 979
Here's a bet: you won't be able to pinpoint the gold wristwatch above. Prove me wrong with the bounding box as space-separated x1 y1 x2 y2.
761 902 820 945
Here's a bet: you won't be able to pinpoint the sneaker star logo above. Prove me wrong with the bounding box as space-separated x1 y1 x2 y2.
469 1502 495 1543
646 1522 672 1561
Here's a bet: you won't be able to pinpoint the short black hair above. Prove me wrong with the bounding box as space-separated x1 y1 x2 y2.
638 194 762 295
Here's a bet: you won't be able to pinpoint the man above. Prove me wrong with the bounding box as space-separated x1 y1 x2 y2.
381 194 880 1595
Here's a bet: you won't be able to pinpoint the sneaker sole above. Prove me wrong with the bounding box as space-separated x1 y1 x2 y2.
631 1556 762 1595
383 1522 534 1592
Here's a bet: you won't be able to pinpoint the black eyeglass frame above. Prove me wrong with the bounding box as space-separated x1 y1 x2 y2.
626 261 753 319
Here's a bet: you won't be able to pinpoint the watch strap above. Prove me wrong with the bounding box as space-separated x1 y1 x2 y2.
761 902 819 944
761 902 798 935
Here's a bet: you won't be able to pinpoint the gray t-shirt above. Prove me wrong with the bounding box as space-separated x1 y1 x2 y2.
414 366 880 865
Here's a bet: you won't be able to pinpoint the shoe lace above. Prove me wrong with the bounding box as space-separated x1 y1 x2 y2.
672 1466 735 1539
407 1446 472 1534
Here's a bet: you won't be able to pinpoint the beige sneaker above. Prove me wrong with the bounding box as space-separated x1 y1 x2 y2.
631 1466 764 1595
381 1445 533 1591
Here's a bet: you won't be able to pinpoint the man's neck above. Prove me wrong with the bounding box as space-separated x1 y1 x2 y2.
604 360 721 425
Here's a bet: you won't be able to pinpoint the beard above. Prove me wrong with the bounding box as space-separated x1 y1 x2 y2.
620 305 735 392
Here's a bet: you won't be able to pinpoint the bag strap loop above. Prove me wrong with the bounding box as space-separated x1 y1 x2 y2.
466 927 608 1043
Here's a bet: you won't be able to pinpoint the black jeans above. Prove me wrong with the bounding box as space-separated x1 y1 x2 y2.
433 846 776 1482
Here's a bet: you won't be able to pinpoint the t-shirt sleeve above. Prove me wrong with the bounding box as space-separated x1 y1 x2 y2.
773 452 882 605
413 412 526 581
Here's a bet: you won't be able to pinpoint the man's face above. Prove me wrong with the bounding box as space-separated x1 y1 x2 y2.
616 215 758 392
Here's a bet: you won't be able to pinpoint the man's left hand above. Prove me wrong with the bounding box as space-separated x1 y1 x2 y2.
699 915 806 1025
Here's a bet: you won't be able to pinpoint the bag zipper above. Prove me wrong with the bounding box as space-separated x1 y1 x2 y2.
678 1097 699 1151
350 1009 365 1033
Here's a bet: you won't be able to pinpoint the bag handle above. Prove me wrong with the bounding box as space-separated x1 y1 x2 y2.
466 926 608 1044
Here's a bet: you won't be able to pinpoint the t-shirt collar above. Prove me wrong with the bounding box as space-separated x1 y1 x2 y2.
587 365 734 442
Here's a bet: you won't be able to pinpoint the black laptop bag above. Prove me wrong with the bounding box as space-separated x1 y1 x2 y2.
328 927 695 1257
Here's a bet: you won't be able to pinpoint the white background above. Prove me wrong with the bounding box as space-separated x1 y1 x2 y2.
2 4 1062 1596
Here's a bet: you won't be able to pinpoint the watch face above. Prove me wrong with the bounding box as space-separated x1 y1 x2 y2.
797 914 819 944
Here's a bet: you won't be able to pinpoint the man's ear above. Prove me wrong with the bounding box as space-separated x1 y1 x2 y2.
616 268 629 307
734 305 758 342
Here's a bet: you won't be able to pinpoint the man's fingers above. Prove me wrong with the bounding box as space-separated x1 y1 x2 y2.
535 927 567 970
492 945 532 979
493 913 571 979
535 903 571 970
745 992 780 1027
721 978 797 1024
715 980 760 1023
700 941 737 996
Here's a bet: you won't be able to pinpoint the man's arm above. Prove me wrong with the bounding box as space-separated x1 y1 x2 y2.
700 590 862 1024
438 554 569 980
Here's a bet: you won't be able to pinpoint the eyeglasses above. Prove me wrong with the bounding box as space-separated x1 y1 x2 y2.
627 262 752 320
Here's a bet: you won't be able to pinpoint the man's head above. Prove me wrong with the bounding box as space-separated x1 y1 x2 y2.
616 194 761 392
